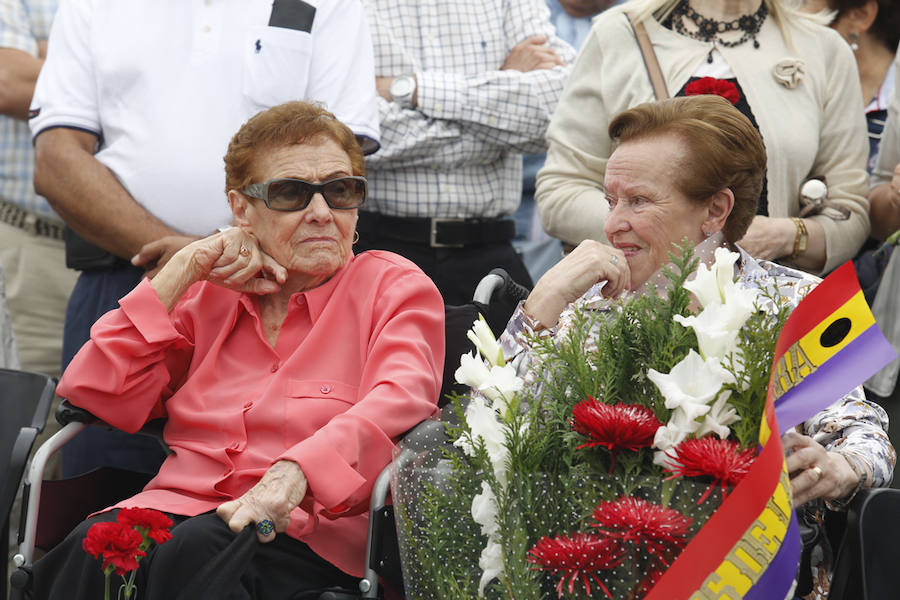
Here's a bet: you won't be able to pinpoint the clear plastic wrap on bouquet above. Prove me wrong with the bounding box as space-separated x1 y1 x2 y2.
391 422 728 600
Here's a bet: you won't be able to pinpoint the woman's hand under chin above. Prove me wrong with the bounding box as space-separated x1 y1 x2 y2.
522 240 629 329
783 431 861 506
150 228 288 311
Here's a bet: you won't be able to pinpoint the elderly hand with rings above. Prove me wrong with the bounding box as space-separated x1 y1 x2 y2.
34 102 445 600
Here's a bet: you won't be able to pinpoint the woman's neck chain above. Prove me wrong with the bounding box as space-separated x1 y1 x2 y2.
671 0 768 52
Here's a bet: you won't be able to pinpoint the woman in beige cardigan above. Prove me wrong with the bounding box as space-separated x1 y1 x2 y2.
536 0 870 275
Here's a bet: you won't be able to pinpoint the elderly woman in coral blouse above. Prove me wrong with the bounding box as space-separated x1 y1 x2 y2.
32 101 445 600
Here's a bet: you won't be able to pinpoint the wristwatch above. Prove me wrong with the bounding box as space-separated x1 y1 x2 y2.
790 217 808 259
389 74 417 109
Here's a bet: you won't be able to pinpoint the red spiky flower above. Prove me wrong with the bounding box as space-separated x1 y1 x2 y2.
571 399 662 473
664 437 757 504
665 436 756 504
527 532 625 599
590 496 693 567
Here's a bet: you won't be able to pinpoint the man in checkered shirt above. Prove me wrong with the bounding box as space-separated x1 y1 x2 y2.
358 0 575 305
0 0 78 378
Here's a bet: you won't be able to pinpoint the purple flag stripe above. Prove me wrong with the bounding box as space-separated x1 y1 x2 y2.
744 512 802 600
775 325 896 434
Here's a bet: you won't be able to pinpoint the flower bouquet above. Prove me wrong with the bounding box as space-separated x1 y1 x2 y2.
391 241 895 600
82 508 173 600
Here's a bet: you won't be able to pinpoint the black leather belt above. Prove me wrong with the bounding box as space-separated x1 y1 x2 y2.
0 199 65 241
357 211 516 248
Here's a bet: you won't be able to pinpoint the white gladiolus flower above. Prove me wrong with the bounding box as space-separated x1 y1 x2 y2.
696 391 741 439
467 315 505 367
652 417 691 467
477 537 505 596
675 299 750 360
460 397 510 484
676 281 758 360
647 350 727 420
683 247 740 307
455 351 492 389
471 482 499 537
478 364 524 413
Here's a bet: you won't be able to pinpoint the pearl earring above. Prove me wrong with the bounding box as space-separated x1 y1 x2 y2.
849 32 860 52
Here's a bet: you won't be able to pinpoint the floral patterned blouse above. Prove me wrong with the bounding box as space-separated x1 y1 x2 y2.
495 244 895 600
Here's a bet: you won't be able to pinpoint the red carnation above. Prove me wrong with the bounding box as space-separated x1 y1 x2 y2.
571 399 662 473
590 496 693 566
117 508 174 545
82 521 146 575
684 77 740 105
664 437 757 503
527 532 625 599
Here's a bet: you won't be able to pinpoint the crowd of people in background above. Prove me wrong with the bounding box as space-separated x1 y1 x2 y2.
3 0 900 597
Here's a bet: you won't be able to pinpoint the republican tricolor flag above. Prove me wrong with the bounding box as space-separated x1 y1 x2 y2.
772 261 897 433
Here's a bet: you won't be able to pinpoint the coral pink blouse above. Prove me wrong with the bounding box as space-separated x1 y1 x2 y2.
57 251 445 576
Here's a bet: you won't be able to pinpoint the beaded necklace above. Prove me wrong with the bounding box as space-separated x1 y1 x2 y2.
671 0 768 54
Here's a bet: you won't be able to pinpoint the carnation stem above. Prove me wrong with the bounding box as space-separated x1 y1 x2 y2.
104 571 111 600
122 568 138 599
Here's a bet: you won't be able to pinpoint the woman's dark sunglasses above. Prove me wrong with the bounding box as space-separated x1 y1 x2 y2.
242 176 367 211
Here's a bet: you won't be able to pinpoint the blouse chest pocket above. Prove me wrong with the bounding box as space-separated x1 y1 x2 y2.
283 379 359 447
242 25 312 110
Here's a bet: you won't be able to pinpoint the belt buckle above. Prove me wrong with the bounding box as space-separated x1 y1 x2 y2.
23 213 38 236
429 218 466 248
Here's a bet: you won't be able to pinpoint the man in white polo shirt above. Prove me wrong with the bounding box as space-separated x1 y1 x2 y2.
29 0 380 477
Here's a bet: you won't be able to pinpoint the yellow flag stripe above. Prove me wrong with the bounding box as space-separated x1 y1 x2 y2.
796 291 873 368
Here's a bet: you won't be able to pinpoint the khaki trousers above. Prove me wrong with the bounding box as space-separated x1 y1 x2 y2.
0 221 77 377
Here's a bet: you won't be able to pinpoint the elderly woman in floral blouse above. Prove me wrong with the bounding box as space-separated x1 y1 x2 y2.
497 96 893 600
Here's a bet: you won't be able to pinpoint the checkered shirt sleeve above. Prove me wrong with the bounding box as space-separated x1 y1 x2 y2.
0 0 59 220
363 0 575 219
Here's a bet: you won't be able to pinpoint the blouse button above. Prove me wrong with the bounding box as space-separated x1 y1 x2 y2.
320 384 332 394
271 363 279 373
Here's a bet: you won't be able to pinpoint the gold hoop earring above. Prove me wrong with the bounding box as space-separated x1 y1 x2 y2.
353 230 360 244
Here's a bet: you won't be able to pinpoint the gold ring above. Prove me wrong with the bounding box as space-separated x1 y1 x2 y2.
239 246 250 257
809 465 823 481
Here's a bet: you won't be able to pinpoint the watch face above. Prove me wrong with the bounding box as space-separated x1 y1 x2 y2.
391 77 415 98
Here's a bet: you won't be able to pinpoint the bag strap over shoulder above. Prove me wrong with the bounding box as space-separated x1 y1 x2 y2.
627 13 670 101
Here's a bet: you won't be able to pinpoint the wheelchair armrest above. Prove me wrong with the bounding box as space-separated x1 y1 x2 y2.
55 398 167 440
473 267 530 306
55 399 98 426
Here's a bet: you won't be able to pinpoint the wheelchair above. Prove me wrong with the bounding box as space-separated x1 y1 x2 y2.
7 269 529 600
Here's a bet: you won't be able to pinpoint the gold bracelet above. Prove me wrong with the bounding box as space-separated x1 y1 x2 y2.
790 217 808 259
